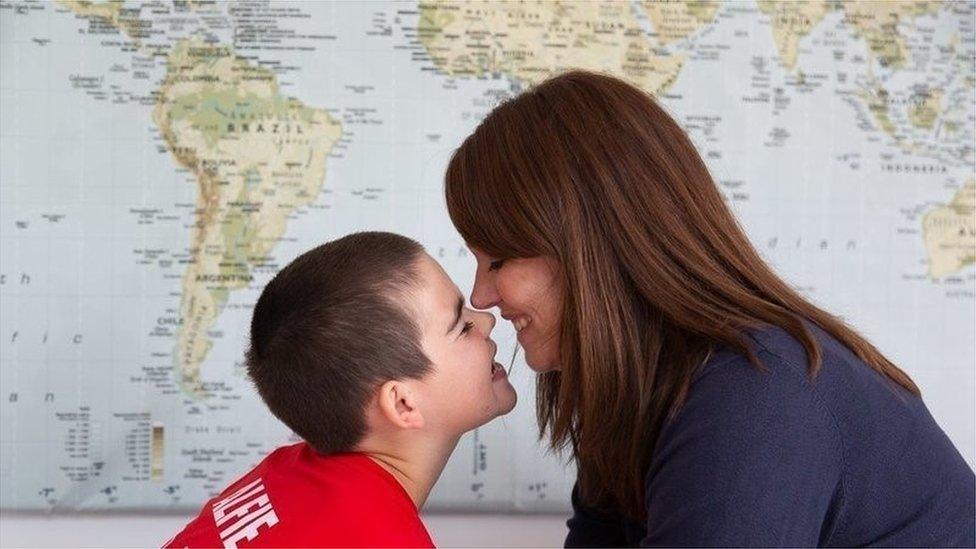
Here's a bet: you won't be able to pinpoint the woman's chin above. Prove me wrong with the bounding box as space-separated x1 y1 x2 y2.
524 351 560 373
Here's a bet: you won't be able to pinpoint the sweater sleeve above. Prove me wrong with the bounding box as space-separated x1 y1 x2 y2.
640 350 846 547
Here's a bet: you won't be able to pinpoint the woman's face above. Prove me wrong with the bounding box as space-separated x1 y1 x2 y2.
468 248 562 373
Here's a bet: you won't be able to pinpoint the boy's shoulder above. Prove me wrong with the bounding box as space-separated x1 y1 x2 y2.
164 442 434 548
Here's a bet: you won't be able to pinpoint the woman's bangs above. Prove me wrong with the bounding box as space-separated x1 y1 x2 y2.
445 134 529 259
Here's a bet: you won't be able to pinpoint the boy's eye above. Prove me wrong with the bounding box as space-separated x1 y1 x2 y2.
488 259 506 272
460 321 475 335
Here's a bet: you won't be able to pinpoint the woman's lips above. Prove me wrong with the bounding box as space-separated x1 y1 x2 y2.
512 315 531 332
502 313 531 361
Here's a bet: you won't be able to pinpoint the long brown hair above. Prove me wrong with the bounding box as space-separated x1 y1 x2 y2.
444 70 920 521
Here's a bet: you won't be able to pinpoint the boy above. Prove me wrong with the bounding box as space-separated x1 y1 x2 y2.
164 232 517 548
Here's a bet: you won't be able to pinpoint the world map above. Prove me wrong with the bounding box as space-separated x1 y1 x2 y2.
1 0 973 511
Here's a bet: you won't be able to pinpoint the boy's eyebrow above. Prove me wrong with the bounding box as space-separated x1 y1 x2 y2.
446 295 464 335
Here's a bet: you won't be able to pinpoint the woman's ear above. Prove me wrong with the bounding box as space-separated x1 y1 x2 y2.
376 380 425 430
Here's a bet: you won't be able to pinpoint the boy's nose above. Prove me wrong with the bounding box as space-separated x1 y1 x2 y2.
474 309 496 335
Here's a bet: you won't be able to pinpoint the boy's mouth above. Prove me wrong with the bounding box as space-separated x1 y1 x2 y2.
491 361 506 381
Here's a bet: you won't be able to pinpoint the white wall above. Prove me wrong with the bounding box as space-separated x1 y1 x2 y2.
0 512 570 548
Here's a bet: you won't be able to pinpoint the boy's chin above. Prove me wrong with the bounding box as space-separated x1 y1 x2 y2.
463 386 517 430
492 385 518 417
467 388 518 430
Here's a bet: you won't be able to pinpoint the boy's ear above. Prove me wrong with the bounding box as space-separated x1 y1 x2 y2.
376 380 424 430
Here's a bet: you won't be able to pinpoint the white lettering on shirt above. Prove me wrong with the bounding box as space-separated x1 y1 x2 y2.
222 508 279 549
209 478 279 548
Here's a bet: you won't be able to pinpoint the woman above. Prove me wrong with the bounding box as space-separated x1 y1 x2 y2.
444 71 974 547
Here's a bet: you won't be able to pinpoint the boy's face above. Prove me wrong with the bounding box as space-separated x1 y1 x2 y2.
410 253 517 434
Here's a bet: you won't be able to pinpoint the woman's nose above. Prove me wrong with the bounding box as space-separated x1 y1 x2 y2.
470 271 500 310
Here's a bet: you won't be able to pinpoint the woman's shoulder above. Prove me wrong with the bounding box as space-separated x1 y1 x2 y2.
689 320 839 406
658 324 846 468
676 319 925 462
695 319 920 410
649 321 975 547
684 320 962 491
644 326 848 546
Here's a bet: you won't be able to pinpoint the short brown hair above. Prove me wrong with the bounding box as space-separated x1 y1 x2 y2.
246 231 431 454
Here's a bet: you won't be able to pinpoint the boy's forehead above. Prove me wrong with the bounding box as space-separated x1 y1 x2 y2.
412 253 461 316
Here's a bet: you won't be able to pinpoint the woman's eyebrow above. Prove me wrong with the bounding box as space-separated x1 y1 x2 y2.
446 295 464 335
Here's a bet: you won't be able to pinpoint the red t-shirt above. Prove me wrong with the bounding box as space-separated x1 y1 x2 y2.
163 442 435 548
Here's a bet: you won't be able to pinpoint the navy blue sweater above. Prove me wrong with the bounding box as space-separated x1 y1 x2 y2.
565 322 975 547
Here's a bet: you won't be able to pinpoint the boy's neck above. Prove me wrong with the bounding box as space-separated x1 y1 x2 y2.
358 434 461 510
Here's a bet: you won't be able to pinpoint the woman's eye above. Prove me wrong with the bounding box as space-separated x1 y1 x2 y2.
460 321 475 335
488 259 506 272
